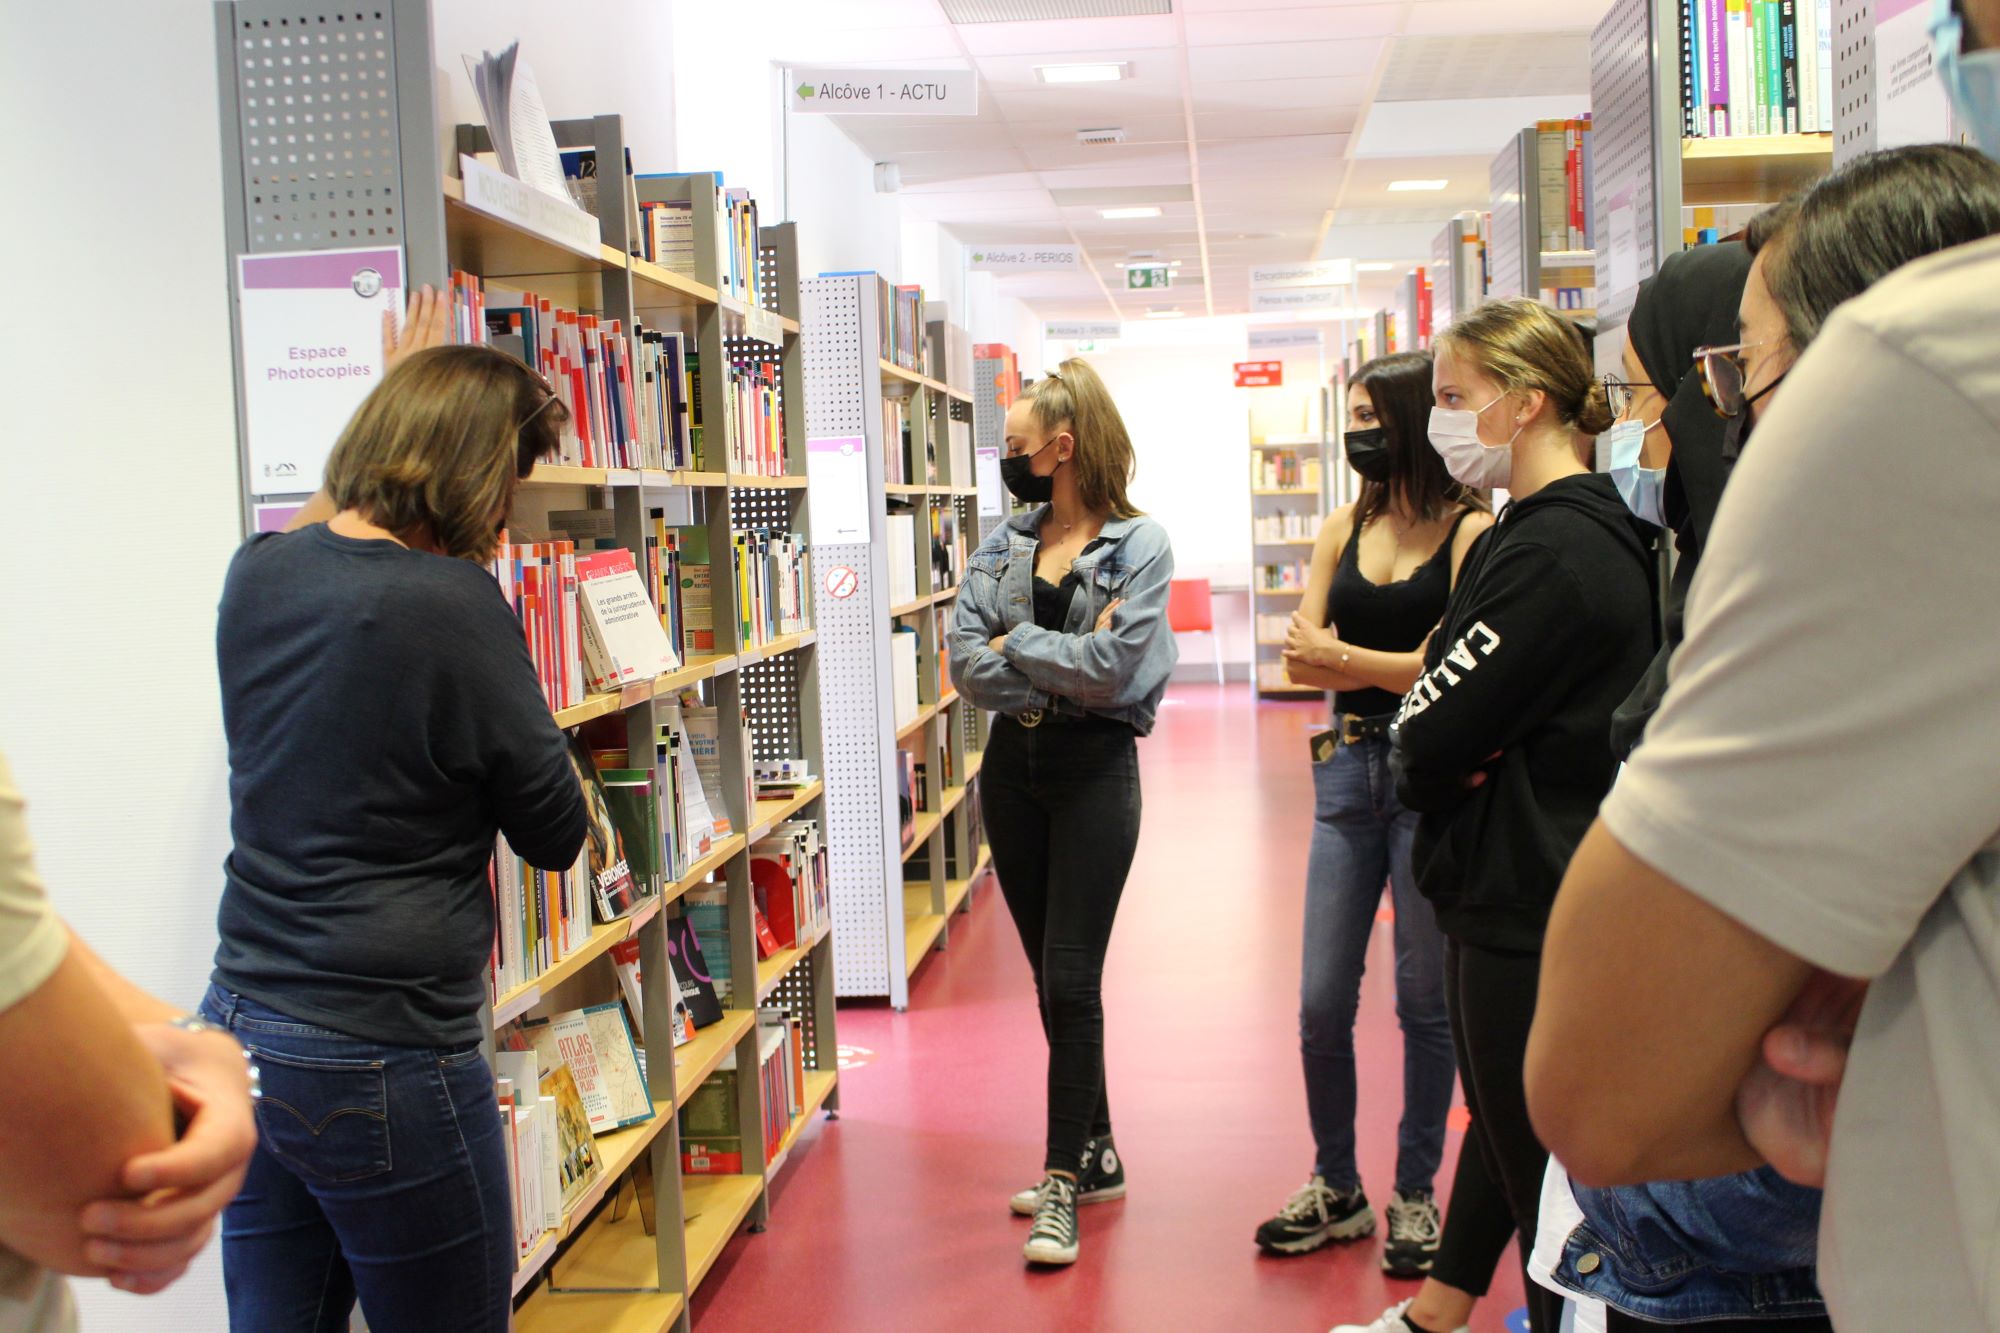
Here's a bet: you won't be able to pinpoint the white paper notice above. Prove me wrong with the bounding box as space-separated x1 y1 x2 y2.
237 247 403 496
975 446 1003 519
506 58 569 200
806 435 871 543
1603 203 1640 299
1876 0 1954 150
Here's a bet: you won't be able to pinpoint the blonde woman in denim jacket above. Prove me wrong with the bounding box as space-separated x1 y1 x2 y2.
947 359 1176 1271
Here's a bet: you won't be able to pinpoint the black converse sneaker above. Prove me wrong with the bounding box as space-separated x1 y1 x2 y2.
1381 1189 1442 1278
1010 1136 1126 1216
1254 1175 1375 1255
1023 1174 1081 1266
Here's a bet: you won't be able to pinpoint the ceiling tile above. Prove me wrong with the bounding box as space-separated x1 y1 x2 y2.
1188 37 1385 82
1373 31 1594 101
887 148 1035 177
1019 138 1191 171
769 30 972 62
1401 0 1616 36
1038 163 1194 189
989 83 1188 120
1182 4 1404 44
1197 133 1349 166
954 14 1181 55
1194 106 1358 139
1354 95 1593 159
1191 75 1370 113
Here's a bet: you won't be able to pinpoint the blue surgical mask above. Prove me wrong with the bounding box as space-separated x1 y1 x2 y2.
1934 0 2000 157
1602 418 1668 527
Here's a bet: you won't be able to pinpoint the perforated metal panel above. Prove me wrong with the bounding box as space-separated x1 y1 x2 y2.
1834 0 1878 165
973 352 1011 547
1590 0 1666 330
1487 133 1528 300
742 653 802 763
228 6 403 251
767 955 824 1069
802 275 906 1005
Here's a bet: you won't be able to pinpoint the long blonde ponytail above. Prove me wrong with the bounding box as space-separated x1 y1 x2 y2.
1024 357 1141 519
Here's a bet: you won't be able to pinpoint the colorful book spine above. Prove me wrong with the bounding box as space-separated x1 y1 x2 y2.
1705 0 1732 135
1780 0 1801 135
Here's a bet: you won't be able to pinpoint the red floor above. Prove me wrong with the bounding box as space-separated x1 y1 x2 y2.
693 683 1527 1332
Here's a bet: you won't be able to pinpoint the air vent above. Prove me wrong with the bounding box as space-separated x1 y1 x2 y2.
1077 128 1128 145
939 0 1170 22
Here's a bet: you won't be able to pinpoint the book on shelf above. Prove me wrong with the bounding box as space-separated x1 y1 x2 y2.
566 736 641 923
886 513 919 606
460 42 567 200
1252 450 1323 491
491 532 583 712
732 528 811 649
1687 0 1829 137
575 548 680 691
489 830 592 1001
722 357 786 475
753 757 815 795
897 748 919 850
930 504 965 588
1258 561 1310 592
608 935 695 1048
679 700 745 839
540 1063 602 1212
638 198 695 274
666 912 726 1026
595 761 661 896
559 146 642 254
749 819 829 952
657 699 719 877
678 1068 741 1175
1254 510 1320 543
682 884 734 1006
658 521 714 658
882 398 910 485
523 1003 653 1135
890 626 921 730
1533 118 1593 253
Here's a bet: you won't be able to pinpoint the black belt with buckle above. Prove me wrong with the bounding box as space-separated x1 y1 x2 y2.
1337 711 1394 745
1012 707 1131 734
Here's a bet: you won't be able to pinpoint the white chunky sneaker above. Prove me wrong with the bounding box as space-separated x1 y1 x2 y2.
1329 1298 1469 1333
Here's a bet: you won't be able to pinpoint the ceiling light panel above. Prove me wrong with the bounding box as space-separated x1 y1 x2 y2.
1182 3 1403 45
1036 61 1128 82
1101 206 1163 218
940 0 1167 19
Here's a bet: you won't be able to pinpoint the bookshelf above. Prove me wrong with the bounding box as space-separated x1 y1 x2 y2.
801 275 991 1009
1486 124 1598 316
213 13 841 1320
1251 431 1328 700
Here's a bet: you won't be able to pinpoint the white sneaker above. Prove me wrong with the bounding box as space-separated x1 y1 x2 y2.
1330 1298 1470 1333
1023 1174 1080 1266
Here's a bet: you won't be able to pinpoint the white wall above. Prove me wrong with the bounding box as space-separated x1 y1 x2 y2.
0 2 242 1327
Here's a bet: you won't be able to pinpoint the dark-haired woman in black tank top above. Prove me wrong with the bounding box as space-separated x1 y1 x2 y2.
1254 352 1490 1284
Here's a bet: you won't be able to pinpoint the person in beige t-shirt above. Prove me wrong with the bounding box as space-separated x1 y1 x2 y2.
0 753 257 1329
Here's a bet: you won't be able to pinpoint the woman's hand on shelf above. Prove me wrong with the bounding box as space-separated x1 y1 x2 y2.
381 285 451 372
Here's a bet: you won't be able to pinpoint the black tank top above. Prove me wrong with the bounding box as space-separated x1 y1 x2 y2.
1327 508 1475 718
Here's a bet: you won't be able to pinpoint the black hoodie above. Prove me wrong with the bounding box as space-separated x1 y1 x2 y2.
1390 472 1656 952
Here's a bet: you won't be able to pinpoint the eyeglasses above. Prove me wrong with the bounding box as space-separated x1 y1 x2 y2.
1690 341 1771 418
1601 376 1650 419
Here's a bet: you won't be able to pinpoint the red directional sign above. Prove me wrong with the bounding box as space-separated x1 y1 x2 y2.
1234 360 1284 387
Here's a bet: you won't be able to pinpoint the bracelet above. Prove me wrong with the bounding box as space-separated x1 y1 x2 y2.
1338 647 1352 672
169 1015 262 1101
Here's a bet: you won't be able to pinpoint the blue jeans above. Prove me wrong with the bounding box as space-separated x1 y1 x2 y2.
1300 736 1456 1195
200 985 513 1333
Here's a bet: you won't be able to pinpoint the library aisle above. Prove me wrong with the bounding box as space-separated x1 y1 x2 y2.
693 683 1524 1332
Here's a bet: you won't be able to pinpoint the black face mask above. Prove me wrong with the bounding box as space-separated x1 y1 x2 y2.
1000 438 1062 503
1721 372 1787 465
1343 428 1393 484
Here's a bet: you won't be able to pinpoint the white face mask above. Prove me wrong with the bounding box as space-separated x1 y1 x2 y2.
1428 395 1520 490
1601 417 1667 527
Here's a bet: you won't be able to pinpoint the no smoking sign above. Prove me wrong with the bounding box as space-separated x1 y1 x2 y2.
825 565 860 600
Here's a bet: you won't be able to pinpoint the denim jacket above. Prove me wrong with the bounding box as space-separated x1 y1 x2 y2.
1556 1171 1827 1322
947 508 1178 735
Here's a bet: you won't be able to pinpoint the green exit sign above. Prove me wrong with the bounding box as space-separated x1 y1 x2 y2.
1126 265 1171 290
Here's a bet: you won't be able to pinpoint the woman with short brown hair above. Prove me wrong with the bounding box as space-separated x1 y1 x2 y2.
201 335 587 1332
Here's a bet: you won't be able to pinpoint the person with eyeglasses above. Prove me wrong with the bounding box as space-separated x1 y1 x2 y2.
196 295 589 1331
1526 11 2000 1325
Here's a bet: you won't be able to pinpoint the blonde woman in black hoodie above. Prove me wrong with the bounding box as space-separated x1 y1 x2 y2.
1336 298 1655 1333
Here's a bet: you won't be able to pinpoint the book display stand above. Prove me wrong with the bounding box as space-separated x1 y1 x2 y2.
211 6 836 1329
800 275 991 1010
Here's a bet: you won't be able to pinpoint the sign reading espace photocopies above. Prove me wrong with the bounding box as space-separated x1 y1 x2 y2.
237 246 403 497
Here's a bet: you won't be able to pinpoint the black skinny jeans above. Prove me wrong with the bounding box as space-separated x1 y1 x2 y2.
1429 939 1567 1333
1606 1313 1834 1332
980 715 1142 1174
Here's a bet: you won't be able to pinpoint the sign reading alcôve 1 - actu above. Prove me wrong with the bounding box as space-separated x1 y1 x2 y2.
788 67 977 116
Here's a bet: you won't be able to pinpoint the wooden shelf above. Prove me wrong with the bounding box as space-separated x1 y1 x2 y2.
885 482 929 498
749 779 825 842
493 896 663 1022
638 468 728 489
755 922 831 1003
1253 487 1319 497
945 843 993 915
1255 537 1317 547
718 294 802 339
895 702 938 743
900 810 943 862
1256 588 1307 598
441 176 622 312
672 1009 755 1111
670 834 746 907
515 1201 686 1333
727 472 807 490
934 585 961 604
627 254 719 310
1680 133 1832 199
525 464 612 488
902 891 946 977
681 1173 764 1294
938 783 968 818
767 1069 839 1176
550 652 737 730
879 359 952 397
963 749 984 781
937 688 961 709
889 595 930 618
1256 636 1289 647
511 1087 674 1299
737 630 816 667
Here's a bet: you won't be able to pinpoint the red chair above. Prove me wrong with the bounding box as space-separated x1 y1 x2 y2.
1167 578 1224 683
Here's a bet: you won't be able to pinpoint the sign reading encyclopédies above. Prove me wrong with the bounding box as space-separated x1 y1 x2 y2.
969 245 1082 272
788 67 978 116
1248 258 1355 314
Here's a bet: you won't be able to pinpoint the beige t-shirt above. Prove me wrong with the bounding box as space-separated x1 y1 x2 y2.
0 754 78 1333
1603 235 2000 1330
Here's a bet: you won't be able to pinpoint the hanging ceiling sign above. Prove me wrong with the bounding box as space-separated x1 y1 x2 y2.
1235 361 1285 388
1126 264 1171 290
788 68 978 116
1044 321 1122 340
1249 327 1324 351
1250 286 1348 313
1249 259 1356 290
969 245 1081 272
